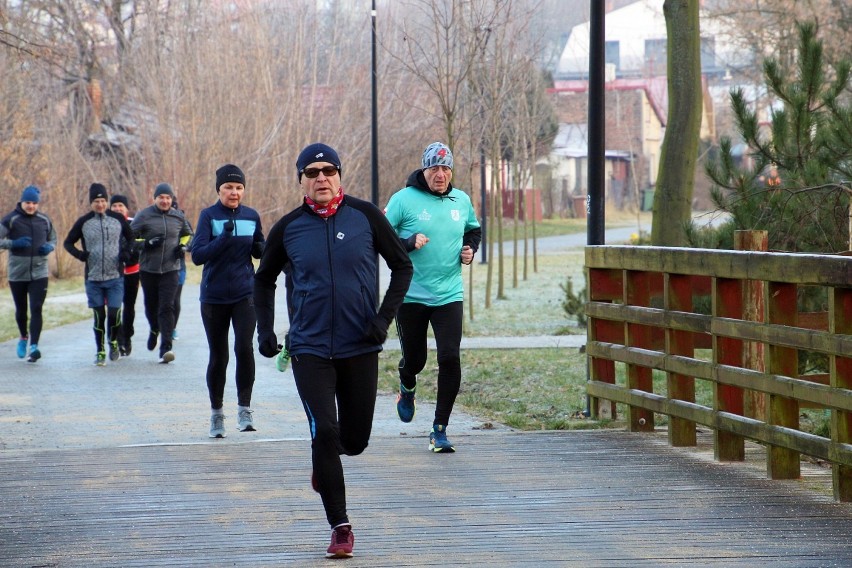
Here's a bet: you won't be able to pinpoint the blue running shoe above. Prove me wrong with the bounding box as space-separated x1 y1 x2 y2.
429 424 455 453
16 337 27 359
27 344 41 363
397 383 416 423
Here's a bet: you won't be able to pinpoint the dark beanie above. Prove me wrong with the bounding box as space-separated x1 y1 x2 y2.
215 164 246 192
110 194 129 208
21 185 41 203
296 143 341 181
89 183 108 203
154 183 175 198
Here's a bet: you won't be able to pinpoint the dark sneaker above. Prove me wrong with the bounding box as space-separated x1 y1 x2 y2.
16 337 27 359
109 341 120 361
27 344 41 363
209 413 226 438
147 330 159 351
396 383 416 423
237 408 255 432
158 351 175 364
119 344 129 357
326 525 354 558
94 352 106 366
429 424 455 453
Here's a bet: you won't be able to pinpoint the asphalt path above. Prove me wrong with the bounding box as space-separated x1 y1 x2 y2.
2 223 655 452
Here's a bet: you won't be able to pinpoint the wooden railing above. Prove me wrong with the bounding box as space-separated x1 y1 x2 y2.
584 245 852 502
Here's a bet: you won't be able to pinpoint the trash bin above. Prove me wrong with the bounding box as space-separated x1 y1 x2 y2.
641 189 655 212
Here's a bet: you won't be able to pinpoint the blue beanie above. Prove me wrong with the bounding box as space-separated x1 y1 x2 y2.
21 185 41 203
297 143 341 181
422 142 453 170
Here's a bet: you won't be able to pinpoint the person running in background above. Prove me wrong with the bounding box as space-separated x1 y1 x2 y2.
130 182 193 364
170 197 189 342
254 143 412 559
384 141 481 453
191 164 265 438
0 185 57 362
64 183 135 366
110 194 141 357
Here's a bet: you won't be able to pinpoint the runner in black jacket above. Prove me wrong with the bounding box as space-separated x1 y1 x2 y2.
254 143 412 559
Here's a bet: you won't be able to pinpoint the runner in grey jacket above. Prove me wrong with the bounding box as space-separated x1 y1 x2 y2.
130 183 193 363
0 185 57 362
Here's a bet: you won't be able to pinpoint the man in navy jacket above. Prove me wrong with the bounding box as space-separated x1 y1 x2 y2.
253 143 412 559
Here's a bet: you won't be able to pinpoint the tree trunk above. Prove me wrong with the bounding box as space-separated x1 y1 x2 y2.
651 0 703 246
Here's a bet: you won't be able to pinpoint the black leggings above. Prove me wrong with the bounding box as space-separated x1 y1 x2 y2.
119 272 140 346
139 270 179 354
292 352 378 528
9 278 48 344
92 305 121 351
200 298 256 409
395 301 463 426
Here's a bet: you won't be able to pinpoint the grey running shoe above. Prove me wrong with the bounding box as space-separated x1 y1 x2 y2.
237 409 255 432
158 351 175 364
209 414 226 438
109 341 120 361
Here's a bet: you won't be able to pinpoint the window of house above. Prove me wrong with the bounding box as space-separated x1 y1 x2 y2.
605 40 620 70
645 38 667 76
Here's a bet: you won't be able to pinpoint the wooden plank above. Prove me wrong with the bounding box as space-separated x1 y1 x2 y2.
831 287 852 500
0 432 850 567
666 273 697 447
714 277 746 461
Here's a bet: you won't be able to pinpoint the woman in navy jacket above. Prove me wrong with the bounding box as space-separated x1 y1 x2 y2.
191 164 264 438
254 144 412 559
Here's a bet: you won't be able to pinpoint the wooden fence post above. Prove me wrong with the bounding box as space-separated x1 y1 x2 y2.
714 277 745 461
766 281 801 479
588 268 623 420
831 287 852 500
626 270 654 431
735 230 767 421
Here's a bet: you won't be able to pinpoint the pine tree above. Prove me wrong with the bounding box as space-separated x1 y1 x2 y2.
698 22 852 253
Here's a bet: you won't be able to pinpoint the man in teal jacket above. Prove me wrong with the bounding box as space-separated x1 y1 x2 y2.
384 141 482 453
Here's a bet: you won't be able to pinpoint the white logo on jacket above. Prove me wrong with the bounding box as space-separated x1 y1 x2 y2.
451 209 460 221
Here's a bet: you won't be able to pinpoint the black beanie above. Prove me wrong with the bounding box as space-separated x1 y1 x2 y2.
110 194 129 208
216 164 246 192
89 183 108 203
296 143 341 181
154 183 175 199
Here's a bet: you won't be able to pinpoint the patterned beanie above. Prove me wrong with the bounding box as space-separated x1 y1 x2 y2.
422 142 453 170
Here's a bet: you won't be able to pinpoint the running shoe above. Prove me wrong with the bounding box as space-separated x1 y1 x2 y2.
397 383 416 423
158 350 175 364
429 424 455 453
147 330 158 351
326 525 354 558
94 352 106 366
209 413 226 438
109 341 120 361
237 408 255 432
172 329 179 341
27 344 41 363
16 337 27 359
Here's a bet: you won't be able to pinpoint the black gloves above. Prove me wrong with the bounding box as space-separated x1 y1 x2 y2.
223 220 234 234
10 236 32 250
174 244 187 259
258 330 281 358
365 316 389 345
251 241 264 259
80 250 90 261
144 236 163 249
37 243 54 255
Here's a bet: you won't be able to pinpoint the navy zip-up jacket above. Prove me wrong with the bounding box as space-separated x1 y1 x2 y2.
254 195 413 360
0 204 57 282
191 200 264 304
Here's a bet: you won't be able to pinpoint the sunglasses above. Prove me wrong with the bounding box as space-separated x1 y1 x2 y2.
303 166 339 179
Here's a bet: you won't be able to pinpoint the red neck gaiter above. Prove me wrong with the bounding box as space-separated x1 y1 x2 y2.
305 188 344 218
